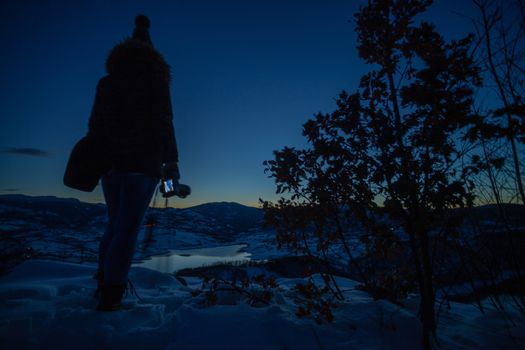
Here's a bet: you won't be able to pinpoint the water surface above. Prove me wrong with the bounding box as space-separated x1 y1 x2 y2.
135 244 250 273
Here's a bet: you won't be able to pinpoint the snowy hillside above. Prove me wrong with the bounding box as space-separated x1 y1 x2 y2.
1 260 523 349
0 195 269 274
1 195 524 349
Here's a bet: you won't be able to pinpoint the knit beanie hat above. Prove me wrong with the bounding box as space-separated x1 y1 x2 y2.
132 14 153 46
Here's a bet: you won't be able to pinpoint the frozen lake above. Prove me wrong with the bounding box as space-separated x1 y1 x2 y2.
134 244 251 273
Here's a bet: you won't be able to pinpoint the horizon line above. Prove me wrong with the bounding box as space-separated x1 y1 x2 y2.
0 192 264 209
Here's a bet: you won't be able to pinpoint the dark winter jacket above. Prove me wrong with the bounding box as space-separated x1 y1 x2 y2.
88 39 178 178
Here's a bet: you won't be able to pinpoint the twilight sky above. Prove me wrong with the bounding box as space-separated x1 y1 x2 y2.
0 0 476 208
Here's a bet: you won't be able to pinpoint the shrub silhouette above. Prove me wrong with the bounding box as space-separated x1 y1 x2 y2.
263 1 481 348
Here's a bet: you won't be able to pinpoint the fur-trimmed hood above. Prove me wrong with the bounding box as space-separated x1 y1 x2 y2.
105 39 171 84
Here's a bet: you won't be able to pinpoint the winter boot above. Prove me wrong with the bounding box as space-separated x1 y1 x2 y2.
96 284 126 311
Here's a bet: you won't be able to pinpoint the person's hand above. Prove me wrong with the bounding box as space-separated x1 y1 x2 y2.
162 162 180 181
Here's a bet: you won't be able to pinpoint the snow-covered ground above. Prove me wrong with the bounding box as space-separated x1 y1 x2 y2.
1 259 524 350
1 196 524 349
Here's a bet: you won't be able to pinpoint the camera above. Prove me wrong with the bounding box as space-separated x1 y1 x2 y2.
160 179 191 198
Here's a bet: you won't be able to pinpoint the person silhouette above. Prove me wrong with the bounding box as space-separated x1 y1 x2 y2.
88 14 180 311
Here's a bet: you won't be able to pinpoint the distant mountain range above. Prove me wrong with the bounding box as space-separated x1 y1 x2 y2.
0 194 267 274
0 194 263 235
186 201 264 234
3 194 524 234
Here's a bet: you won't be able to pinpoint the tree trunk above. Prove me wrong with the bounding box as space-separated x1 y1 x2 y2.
419 227 437 348
406 221 436 350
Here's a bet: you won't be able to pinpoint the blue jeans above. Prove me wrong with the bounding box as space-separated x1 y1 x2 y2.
98 171 158 285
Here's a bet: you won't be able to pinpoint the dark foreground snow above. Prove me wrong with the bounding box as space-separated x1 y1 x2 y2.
1 260 524 349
